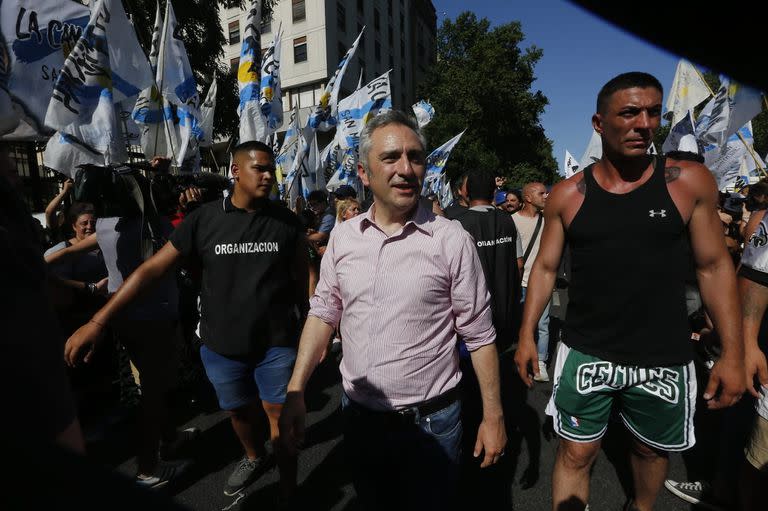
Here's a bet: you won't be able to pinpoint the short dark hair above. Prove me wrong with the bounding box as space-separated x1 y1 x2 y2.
506 189 522 202
597 72 663 114
451 172 468 195
232 140 274 160
307 190 328 204
68 202 95 226
465 169 496 202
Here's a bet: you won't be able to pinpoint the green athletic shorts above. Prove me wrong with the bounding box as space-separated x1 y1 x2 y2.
545 343 697 451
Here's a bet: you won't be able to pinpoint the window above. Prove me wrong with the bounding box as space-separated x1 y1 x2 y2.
260 19 271 34
357 0 364 16
292 0 305 23
337 2 346 32
230 57 240 73
298 85 315 108
375 41 381 61
228 21 240 45
374 9 380 31
293 36 307 63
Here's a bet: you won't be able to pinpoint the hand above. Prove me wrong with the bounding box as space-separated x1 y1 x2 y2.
62 179 74 193
64 320 106 367
179 186 202 210
278 391 306 456
513 335 539 388
745 343 768 398
703 355 746 409
474 415 507 468
93 277 109 296
150 156 171 172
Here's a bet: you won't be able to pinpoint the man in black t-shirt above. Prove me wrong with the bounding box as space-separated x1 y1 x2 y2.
65 141 309 502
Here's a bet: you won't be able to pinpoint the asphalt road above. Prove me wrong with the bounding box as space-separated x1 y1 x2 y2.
88 348 734 511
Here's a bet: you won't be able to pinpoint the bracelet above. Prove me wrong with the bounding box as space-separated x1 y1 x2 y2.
86 282 96 295
89 319 106 328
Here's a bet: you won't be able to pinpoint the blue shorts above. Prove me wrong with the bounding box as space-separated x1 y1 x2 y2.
200 345 297 410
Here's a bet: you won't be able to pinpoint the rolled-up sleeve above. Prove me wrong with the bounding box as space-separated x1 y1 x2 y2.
450 229 496 351
308 230 343 328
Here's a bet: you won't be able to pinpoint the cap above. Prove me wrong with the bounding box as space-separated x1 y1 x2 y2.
494 190 507 206
333 184 357 199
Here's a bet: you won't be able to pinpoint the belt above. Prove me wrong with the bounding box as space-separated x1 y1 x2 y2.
347 387 460 423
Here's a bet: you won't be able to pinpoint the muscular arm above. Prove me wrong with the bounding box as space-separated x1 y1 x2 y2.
740 209 768 396
684 164 745 407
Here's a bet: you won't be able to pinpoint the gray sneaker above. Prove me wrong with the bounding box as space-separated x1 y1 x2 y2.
224 456 267 496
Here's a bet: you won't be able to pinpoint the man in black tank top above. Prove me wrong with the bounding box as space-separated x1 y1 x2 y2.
514 72 745 511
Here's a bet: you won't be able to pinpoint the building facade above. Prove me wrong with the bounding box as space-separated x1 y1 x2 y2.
219 0 436 132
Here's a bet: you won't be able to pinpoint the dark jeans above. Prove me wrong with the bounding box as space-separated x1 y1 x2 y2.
341 392 462 510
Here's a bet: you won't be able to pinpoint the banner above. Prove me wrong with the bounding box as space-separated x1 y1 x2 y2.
307 28 363 131
199 75 217 147
564 149 579 178
336 71 391 150
44 0 154 164
326 145 364 201
0 0 90 138
157 0 203 164
666 59 711 126
260 25 282 134
421 130 465 198
703 122 754 189
300 130 325 199
277 104 300 195
412 99 435 128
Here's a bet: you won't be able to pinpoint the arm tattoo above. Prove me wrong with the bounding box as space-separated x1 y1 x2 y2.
576 178 586 194
665 166 681 183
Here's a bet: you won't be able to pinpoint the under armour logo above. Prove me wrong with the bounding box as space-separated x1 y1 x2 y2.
649 209 667 218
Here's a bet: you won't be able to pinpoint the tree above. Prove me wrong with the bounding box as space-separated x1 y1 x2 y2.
416 12 558 188
120 0 277 141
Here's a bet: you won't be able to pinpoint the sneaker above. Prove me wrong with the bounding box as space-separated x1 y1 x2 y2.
136 460 189 489
664 480 724 511
534 361 550 382
160 427 200 460
224 456 267 496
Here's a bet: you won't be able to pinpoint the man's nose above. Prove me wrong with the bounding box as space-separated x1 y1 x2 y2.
395 154 415 175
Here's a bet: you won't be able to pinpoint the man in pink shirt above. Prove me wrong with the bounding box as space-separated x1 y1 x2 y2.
279 110 507 508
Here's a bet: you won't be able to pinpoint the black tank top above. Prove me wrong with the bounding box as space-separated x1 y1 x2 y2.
564 157 693 366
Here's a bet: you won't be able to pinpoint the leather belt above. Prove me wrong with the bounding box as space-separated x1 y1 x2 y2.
347 387 460 423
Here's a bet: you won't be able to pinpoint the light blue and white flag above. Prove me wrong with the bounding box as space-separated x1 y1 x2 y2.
238 0 268 143
43 131 104 177
703 122 754 189
336 71 392 150
662 109 697 154
277 104 300 196
723 80 763 142
300 130 325 199
260 25 283 135
564 149 579 178
157 0 203 164
578 130 602 170
421 130 466 198
326 145 365 201
1 0 90 138
307 28 364 131
412 99 435 128
199 75 217 148
45 0 154 164
437 172 454 209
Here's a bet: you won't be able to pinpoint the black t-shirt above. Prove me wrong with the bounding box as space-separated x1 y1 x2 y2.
170 196 304 358
457 207 520 351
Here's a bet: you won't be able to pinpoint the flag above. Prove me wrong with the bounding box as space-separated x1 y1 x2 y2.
695 79 729 147
412 99 435 128
45 0 155 164
277 104 300 195
421 130 466 198
336 71 392 150
703 122 754 189
42 131 104 177
734 170 750 194
437 172 454 209
237 0 268 143
0 0 90 138
326 145 365 201
300 130 325 198
723 80 763 142
666 59 711 126
578 130 602 170
199 75 217 147
307 28 364 131
564 150 580 178
131 0 172 160
662 109 697 154
157 0 203 164
260 25 283 134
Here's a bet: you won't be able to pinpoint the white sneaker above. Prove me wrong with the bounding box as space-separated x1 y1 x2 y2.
533 361 549 382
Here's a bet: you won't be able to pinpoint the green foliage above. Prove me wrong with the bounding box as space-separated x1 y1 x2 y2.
122 0 277 141
416 12 558 189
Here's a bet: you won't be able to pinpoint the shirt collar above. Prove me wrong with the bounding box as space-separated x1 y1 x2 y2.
223 195 269 213
360 202 434 236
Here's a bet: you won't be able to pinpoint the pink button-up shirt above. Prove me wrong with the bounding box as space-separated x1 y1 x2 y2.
309 204 496 410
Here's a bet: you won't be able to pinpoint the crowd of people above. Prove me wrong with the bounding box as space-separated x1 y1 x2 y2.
2 71 767 511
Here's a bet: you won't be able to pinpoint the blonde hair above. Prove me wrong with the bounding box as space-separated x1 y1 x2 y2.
336 198 361 222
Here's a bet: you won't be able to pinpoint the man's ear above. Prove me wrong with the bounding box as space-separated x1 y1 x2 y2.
231 162 239 180
357 163 369 187
592 113 603 135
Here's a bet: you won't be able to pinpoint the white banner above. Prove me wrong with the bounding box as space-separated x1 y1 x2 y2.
336 71 392 150
199 76 217 148
412 99 435 128
43 131 105 177
666 59 711 127
237 0 268 143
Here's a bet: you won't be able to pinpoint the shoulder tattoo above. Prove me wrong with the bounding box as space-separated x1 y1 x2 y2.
665 166 681 183
576 177 586 194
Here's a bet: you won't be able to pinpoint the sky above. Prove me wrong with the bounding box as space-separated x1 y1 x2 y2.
432 0 683 176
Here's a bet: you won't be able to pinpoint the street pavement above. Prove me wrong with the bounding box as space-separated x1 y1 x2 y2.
89 349 720 510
